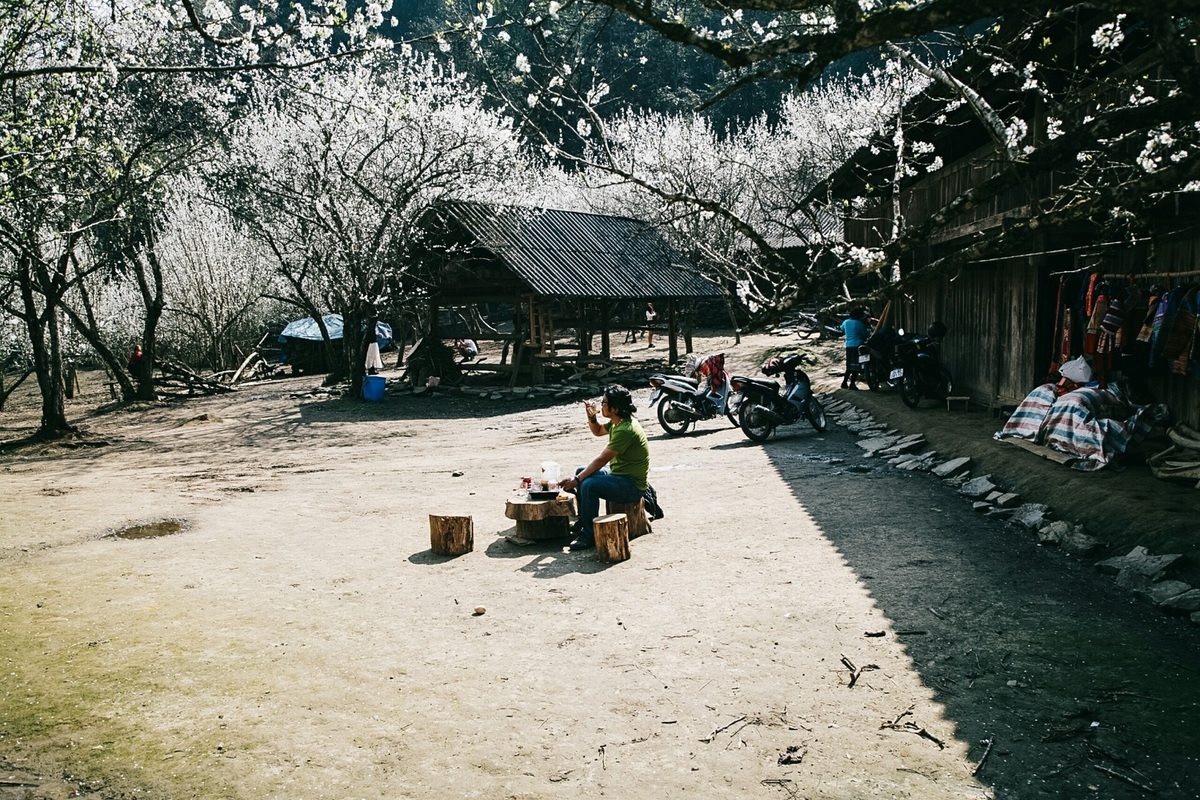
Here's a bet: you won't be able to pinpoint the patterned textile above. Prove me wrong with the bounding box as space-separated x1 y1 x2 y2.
1162 287 1197 362
995 383 1165 471
995 383 1058 442
696 353 727 391
1137 292 1160 343
1150 288 1172 365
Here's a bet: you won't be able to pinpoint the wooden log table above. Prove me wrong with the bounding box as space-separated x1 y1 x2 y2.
504 495 577 542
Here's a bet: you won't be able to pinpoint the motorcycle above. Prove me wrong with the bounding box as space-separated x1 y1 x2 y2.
857 325 904 392
894 322 954 409
648 354 740 436
731 353 828 442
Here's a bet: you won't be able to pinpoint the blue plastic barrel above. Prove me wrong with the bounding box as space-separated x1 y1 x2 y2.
362 375 386 402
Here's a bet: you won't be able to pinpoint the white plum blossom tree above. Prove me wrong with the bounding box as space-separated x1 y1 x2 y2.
224 54 527 394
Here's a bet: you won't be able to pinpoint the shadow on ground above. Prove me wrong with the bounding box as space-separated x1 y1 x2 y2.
757 418 1200 799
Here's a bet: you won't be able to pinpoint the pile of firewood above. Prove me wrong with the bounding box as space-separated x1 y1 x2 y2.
155 359 236 398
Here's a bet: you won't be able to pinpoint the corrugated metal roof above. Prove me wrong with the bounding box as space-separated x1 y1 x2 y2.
439 201 722 300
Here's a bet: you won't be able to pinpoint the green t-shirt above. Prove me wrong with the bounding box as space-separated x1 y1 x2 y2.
606 417 650 491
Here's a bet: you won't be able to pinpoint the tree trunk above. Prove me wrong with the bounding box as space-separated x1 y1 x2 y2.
0 369 33 412
131 232 167 402
429 514 474 556
724 294 742 345
61 250 136 400
594 513 631 563
16 249 73 439
605 498 652 539
344 310 375 400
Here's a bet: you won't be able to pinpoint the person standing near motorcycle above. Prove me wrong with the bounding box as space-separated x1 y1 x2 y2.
840 308 871 389
685 352 727 411
559 385 650 551
645 302 658 348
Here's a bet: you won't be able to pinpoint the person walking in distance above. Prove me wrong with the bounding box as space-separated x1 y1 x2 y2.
645 302 658 348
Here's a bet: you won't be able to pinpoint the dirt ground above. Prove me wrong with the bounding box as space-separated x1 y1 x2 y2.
1 330 1198 799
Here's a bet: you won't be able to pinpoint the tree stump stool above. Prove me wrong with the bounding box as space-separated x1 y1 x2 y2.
593 513 630 563
504 496 576 541
429 514 474 556
605 498 652 539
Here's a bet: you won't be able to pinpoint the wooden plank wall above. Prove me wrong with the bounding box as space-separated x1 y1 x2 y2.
894 259 1045 410
896 241 1199 427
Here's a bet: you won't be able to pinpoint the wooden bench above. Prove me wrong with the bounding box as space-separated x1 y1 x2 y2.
945 395 970 411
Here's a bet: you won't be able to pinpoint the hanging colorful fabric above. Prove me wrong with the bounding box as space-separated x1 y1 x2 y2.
1149 288 1172 366
1163 286 1198 368
1137 291 1160 343
1083 272 1099 318
1117 283 1142 351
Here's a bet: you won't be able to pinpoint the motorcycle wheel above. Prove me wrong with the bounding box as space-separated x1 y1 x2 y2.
862 365 880 392
738 402 775 442
725 408 740 428
805 397 828 432
899 372 922 409
657 397 694 436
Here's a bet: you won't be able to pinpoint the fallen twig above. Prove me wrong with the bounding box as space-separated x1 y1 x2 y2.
700 715 747 743
880 706 945 750
1093 764 1155 794
840 654 879 688
663 629 699 639
973 737 994 776
915 727 946 749
761 778 800 799
928 606 946 620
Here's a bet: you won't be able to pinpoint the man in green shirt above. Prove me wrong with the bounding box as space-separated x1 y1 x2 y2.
559 385 650 551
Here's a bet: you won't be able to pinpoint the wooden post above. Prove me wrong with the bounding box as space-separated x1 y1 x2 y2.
429 514 474 555
668 299 679 365
605 498 652 539
593 513 630 562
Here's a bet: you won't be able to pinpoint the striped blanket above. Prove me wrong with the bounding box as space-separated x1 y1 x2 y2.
995 383 1164 471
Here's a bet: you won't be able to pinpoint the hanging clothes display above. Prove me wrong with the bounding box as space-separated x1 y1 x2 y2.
1161 286 1197 361
1163 286 1198 376
1090 283 1114 380
1047 269 1200 387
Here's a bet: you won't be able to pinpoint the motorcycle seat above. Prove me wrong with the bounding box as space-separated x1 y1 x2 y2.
653 373 700 388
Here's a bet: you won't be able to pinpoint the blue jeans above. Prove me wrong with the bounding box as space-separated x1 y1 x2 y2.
574 466 643 541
